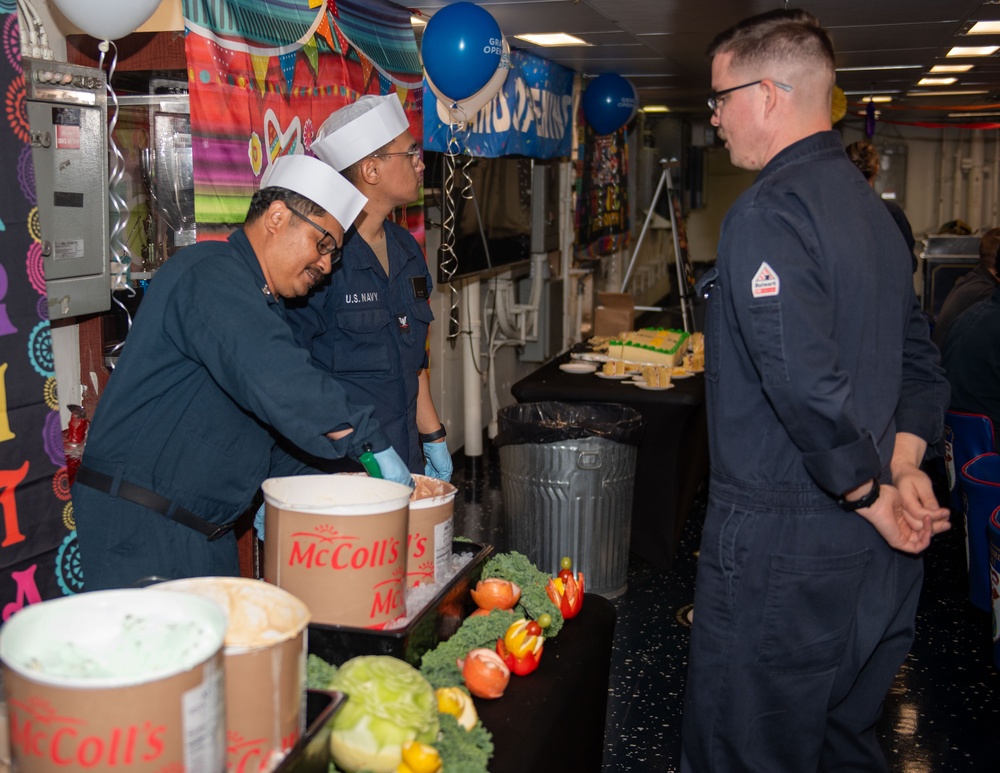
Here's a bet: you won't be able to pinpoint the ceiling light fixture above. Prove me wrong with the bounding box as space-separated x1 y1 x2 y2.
907 89 989 96
966 21 1000 35
861 96 893 103
946 45 1000 57
948 111 1000 118
642 105 669 113
835 65 921 72
843 89 902 95
918 77 958 86
513 32 590 47
930 64 974 73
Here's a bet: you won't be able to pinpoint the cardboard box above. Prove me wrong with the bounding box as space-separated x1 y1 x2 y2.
594 292 635 337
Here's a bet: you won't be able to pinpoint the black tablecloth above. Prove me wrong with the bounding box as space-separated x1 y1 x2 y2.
510 351 709 570
473 594 616 773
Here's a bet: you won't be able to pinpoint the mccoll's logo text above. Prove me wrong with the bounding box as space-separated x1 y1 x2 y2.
287 526 404 620
8 698 166 767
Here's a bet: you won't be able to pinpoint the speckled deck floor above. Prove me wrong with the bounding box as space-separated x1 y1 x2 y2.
451 447 1000 772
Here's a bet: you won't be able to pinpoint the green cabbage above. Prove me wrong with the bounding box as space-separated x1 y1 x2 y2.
329 656 440 773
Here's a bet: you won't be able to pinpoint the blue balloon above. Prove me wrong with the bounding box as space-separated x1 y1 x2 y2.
583 73 639 136
421 2 503 102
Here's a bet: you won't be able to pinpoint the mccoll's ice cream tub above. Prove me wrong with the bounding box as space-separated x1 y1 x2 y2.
262 475 412 628
0 588 227 772
406 475 458 587
157 577 311 773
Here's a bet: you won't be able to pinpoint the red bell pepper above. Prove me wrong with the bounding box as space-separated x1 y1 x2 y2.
546 572 584 619
496 636 543 676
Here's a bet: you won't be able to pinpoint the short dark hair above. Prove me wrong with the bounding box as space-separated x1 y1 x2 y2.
339 139 395 185
244 186 324 226
707 8 835 77
846 140 879 181
979 227 1000 269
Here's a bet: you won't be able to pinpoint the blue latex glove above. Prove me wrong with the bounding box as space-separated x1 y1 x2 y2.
373 447 415 488
423 441 453 482
253 502 266 541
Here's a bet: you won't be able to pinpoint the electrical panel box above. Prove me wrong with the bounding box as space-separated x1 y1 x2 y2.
530 161 560 254
24 58 110 320
517 277 564 363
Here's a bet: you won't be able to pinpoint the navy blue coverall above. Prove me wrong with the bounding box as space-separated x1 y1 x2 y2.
72 230 389 590
681 131 949 772
285 221 434 473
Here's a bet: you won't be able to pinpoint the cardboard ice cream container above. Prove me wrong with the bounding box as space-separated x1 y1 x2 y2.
262 475 412 628
407 475 458 587
157 577 310 773
0 588 227 773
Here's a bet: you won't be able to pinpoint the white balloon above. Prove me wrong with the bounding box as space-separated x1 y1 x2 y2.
53 0 161 41
428 36 511 126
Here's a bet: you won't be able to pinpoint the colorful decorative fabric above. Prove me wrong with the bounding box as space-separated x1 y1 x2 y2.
0 10 81 604
182 0 423 241
574 119 631 258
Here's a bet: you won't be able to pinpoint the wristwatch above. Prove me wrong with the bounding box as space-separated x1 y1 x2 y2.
836 478 880 511
419 423 447 443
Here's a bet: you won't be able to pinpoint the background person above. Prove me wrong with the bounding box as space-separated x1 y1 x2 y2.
682 9 950 772
941 285 1000 431
932 226 1000 348
846 138 917 273
72 155 412 590
287 95 451 481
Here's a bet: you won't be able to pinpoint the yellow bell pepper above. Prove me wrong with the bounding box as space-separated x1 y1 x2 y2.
502 618 544 659
399 741 442 773
436 685 479 731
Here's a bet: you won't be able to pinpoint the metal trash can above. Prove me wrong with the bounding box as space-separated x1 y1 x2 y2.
495 402 643 598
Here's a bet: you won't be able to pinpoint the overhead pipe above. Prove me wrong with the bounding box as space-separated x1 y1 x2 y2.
461 279 483 461
969 131 985 231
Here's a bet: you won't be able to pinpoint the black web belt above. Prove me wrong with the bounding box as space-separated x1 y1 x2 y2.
75 467 237 541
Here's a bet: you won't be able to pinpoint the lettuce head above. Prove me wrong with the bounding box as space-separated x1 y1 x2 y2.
329 655 440 773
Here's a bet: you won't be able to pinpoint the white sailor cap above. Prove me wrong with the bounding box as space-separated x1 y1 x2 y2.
260 154 367 228
311 94 411 171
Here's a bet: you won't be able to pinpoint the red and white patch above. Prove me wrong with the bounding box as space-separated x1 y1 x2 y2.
751 261 780 298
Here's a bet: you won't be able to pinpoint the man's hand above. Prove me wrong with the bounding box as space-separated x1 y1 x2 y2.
891 460 951 536
857 483 938 554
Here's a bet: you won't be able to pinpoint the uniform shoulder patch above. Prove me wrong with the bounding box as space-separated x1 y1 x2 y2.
751 261 780 298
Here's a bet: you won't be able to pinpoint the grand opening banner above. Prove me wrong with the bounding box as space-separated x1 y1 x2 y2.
424 48 574 159
182 0 424 240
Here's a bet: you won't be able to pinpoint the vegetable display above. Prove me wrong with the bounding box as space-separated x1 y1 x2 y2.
469 578 520 610
458 648 511 699
303 550 583 773
436 687 479 731
478 551 565 637
546 557 584 619
326 656 440 773
496 618 544 676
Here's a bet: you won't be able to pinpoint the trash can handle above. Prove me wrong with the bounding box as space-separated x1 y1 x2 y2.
577 451 602 470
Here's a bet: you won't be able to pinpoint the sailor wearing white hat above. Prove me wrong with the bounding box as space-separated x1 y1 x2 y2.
288 96 452 482
72 153 413 590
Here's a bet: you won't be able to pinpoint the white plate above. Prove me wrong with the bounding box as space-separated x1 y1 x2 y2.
632 382 675 391
560 361 598 374
595 371 632 380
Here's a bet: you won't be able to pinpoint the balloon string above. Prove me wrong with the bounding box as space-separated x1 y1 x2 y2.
99 39 135 355
440 123 463 346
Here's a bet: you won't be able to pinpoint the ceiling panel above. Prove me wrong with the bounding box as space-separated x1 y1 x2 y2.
410 0 1000 124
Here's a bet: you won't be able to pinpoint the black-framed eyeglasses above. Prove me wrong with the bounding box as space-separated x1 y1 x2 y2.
287 206 342 260
372 147 422 164
707 80 792 112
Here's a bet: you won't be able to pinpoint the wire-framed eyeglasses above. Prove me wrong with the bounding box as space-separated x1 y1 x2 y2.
707 80 792 112
372 147 423 165
287 206 342 261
